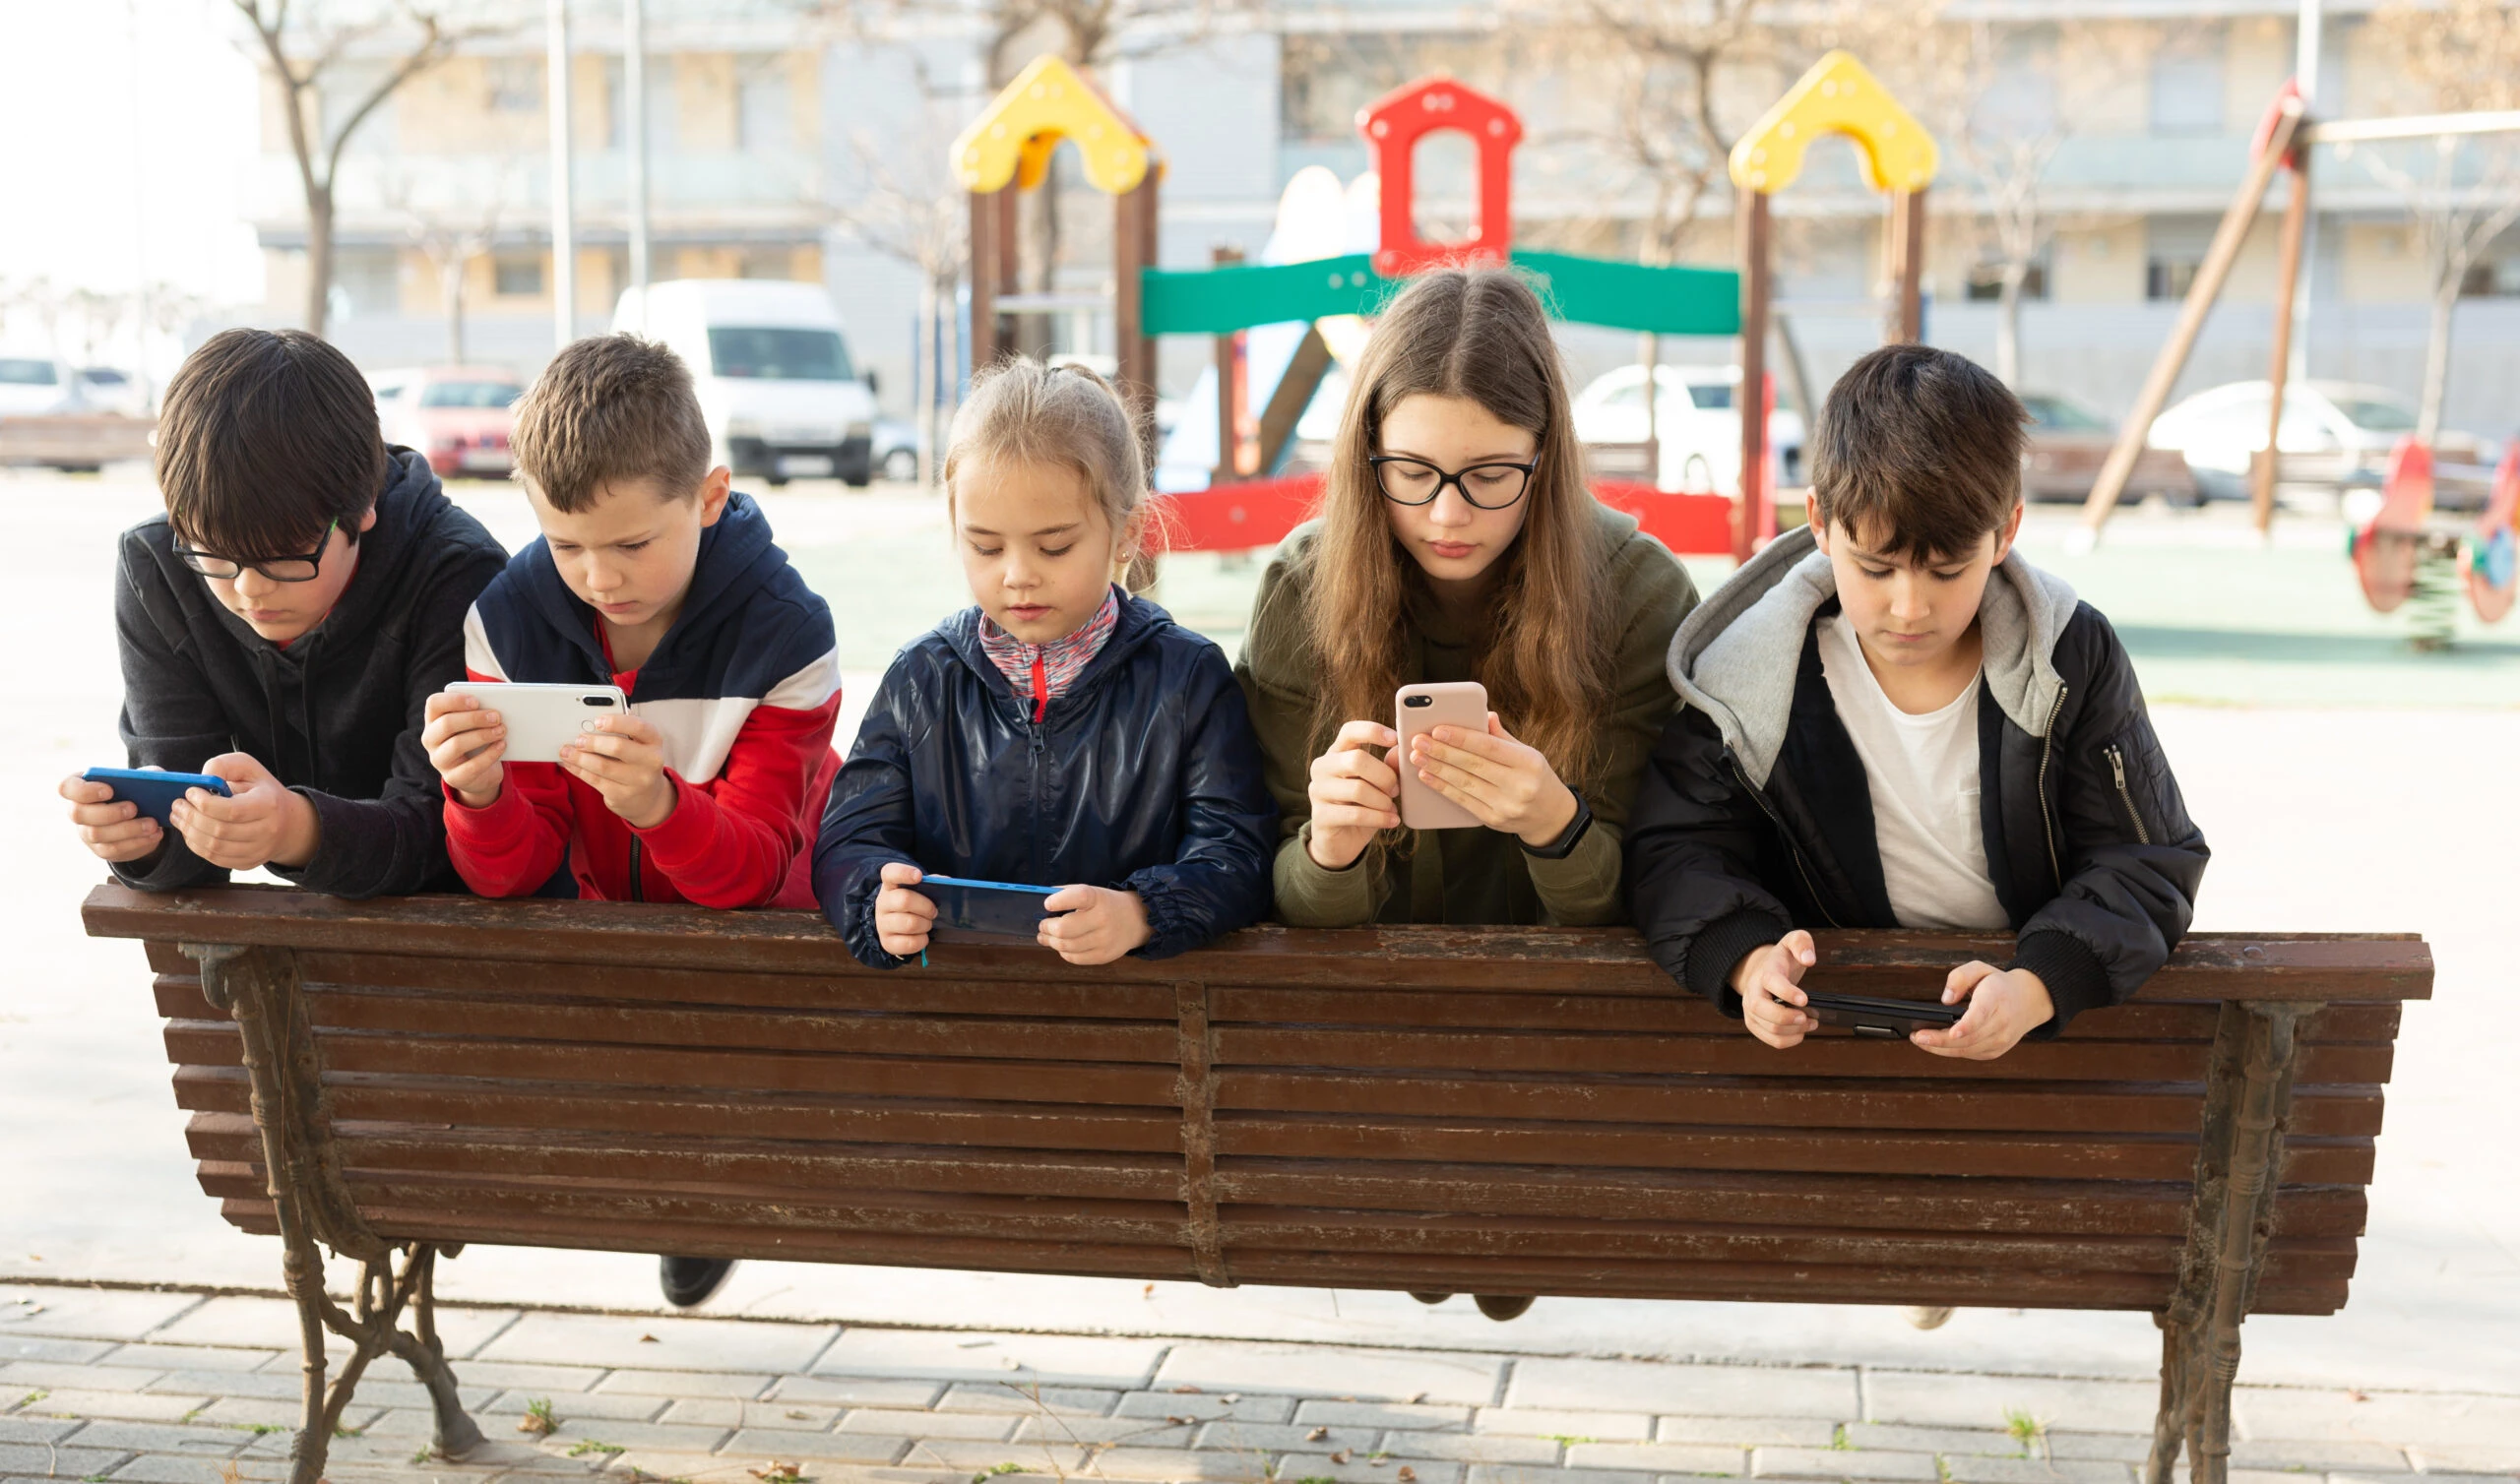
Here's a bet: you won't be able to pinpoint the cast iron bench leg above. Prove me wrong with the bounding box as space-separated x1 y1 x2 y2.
2147 1001 2315 1484
183 943 486 1484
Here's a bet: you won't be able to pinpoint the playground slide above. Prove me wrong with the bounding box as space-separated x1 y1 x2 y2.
1153 167 1375 494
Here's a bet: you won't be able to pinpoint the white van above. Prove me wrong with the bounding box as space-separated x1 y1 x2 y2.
611 278 878 487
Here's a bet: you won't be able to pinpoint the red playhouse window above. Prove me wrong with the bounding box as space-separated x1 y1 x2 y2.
1356 76 1523 278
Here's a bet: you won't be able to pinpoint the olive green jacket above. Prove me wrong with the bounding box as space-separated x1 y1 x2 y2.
1234 503 1700 927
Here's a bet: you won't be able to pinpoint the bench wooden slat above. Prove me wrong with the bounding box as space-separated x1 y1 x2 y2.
90 893 2431 1002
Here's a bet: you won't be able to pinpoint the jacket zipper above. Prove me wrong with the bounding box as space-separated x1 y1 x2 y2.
1730 753 1842 929
1027 716 1046 882
2105 743 2151 844
2035 684 2069 888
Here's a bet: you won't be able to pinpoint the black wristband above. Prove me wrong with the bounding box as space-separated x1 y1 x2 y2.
1520 795 1594 860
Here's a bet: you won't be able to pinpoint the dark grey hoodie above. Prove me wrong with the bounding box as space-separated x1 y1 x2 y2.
111 447 509 897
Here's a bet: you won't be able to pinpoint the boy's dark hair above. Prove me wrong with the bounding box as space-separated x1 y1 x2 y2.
513 334 712 510
155 328 386 559
1810 343 2027 561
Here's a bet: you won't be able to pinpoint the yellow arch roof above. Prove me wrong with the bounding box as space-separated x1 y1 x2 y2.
951 55 1153 196
1728 50 1938 195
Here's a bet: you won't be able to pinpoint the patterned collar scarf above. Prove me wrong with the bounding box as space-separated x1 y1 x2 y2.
976 585 1122 721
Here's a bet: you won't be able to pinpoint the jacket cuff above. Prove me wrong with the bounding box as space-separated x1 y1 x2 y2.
1271 823 1380 927
1684 907 1793 1018
1126 869 1191 959
269 787 393 898
1521 816 1623 926
840 866 914 971
2008 930 2112 1038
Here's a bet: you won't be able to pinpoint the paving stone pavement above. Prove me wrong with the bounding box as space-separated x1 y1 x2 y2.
3 1289 2515 1484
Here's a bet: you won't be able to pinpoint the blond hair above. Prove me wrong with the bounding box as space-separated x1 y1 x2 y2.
942 358 1162 590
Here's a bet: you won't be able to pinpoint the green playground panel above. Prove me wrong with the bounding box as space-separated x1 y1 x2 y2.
1140 251 1740 338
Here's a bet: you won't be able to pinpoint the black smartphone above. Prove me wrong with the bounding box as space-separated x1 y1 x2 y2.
1800 991 1966 1039
914 875 1069 944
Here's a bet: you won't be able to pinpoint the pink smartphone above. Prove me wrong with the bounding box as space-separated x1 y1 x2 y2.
1396 681 1489 831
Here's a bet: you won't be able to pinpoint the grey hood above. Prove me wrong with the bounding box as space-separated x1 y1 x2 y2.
1666 526 2080 787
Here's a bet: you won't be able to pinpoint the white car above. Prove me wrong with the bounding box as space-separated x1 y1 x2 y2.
1571 364 1807 493
613 279 878 487
2147 380 2497 509
0 357 77 417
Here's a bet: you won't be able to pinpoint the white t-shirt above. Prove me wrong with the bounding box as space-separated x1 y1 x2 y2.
1814 615 2010 932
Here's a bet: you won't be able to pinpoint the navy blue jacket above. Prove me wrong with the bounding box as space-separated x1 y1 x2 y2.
814 590 1277 967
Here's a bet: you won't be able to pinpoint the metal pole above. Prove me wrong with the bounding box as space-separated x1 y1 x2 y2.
2290 0 2321 380
624 0 649 322
547 0 576 352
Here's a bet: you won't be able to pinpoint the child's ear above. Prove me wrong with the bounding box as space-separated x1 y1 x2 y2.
354 505 381 535
1804 493 1827 554
1991 498 2026 563
1113 507 1147 572
698 466 733 526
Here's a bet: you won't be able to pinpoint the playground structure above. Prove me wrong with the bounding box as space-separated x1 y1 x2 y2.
2078 89 2519 640
948 53 1941 564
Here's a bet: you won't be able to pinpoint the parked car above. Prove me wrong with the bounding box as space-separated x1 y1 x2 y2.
0 356 76 417
2017 392 2196 504
375 366 526 478
72 366 151 416
613 278 878 487
2147 380 2498 510
872 418 918 483
1570 364 1806 492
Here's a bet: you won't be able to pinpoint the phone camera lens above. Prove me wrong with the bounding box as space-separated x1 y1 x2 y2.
1404 695 1433 709
583 696 614 708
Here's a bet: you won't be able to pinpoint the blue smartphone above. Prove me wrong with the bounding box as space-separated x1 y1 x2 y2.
914 874 1068 943
83 767 231 828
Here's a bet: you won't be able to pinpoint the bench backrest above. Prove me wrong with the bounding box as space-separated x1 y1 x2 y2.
84 885 2427 1315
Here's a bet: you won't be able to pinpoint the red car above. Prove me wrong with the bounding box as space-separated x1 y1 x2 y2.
373 366 525 478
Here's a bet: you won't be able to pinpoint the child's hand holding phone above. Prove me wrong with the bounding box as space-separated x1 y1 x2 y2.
873 861 938 958
60 773 166 863
1911 961 2052 1061
1407 712 1579 845
423 691 509 807
1732 929 1818 1049
1039 885 1151 965
170 753 319 870
1305 719 1403 869
559 713 676 829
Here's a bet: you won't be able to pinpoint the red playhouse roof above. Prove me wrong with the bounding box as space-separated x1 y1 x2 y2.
1356 75 1525 278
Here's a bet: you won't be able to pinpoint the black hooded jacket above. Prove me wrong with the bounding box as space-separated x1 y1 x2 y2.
1625 527 2210 1033
111 447 509 897
814 591 1277 968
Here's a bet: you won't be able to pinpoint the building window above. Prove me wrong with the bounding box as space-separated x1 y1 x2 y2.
493 254 544 297
488 58 542 114
2146 257 2201 301
1280 31 1492 146
736 55 791 150
1966 257 2048 301
2149 26 2226 136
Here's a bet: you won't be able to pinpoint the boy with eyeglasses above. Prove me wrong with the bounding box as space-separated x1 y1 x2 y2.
60 328 509 896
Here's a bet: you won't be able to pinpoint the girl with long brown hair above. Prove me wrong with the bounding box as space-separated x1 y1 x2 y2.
1237 267 1700 935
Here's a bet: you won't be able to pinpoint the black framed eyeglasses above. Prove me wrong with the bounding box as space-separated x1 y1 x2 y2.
173 518 340 583
1368 455 1537 510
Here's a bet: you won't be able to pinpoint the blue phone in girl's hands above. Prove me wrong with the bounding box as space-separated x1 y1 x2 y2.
914 874 1068 942
83 767 231 827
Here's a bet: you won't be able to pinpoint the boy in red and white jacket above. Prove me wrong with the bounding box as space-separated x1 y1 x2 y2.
420 333 840 910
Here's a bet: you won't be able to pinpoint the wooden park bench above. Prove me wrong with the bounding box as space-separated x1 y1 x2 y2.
82 884 2428 1484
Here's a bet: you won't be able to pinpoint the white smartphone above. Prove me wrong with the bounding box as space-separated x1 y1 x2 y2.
1395 680 1489 831
442 682 628 764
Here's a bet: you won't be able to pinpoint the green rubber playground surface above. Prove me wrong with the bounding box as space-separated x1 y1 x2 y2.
786 502 2520 710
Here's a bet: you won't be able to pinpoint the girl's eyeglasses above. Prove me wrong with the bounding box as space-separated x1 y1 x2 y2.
1368 456 1536 510
173 518 340 583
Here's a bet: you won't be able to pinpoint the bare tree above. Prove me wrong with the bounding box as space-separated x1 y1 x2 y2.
382 166 517 364
233 0 503 339
2361 0 2520 440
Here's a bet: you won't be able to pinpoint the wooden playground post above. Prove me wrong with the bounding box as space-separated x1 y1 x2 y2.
1113 171 1161 441
1886 189 1927 343
2082 96 2304 533
1212 245 1246 484
1735 190 1773 566
2254 151 2311 534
